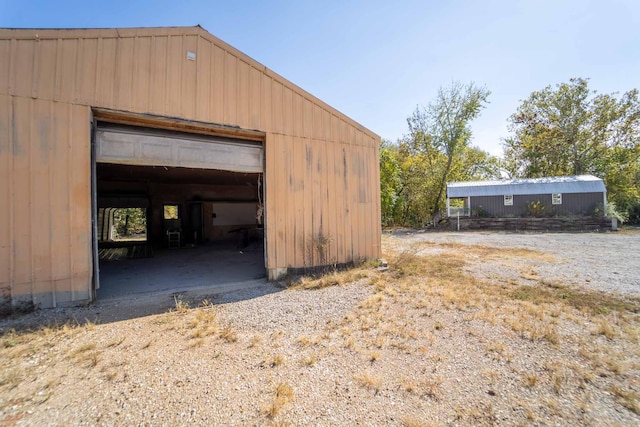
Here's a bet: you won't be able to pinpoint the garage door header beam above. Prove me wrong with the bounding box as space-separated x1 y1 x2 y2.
92 108 266 142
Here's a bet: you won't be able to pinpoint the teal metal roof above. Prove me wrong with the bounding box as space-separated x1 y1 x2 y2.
447 175 606 198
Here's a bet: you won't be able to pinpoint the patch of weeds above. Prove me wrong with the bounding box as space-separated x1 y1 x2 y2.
248 335 262 348
269 354 285 367
302 354 318 367
354 371 382 393
262 382 294 418
594 318 617 339
400 416 434 427
220 326 238 343
509 282 640 316
173 296 190 313
106 337 125 348
0 366 23 389
522 373 538 388
609 386 640 414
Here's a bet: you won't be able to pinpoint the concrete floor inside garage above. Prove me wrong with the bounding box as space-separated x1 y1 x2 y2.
97 241 266 300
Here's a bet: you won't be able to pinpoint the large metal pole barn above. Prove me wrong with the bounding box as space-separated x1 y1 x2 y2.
0 26 381 309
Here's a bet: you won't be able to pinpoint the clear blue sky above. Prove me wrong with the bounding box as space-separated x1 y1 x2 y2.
2 0 639 156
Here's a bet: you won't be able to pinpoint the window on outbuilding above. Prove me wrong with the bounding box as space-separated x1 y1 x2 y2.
504 195 513 206
552 193 562 205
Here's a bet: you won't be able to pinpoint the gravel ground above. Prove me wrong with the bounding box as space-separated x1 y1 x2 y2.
1 230 639 426
394 229 640 296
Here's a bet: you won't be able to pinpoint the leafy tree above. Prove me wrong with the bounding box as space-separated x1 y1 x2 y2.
114 208 147 237
406 81 492 224
379 139 401 226
503 78 640 218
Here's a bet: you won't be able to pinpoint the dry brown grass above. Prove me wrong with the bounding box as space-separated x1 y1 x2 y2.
262 382 294 418
354 371 382 393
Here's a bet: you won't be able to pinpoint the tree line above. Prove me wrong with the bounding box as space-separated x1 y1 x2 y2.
381 78 640 227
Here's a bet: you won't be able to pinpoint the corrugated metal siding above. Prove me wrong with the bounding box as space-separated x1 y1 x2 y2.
448 175 606 198
470 192 605 217
0 27 381 306
0 95 92 307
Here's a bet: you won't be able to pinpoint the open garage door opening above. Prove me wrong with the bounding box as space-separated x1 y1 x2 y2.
93 121 266 300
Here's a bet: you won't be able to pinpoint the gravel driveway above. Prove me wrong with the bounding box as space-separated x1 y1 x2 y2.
1 230 639 426
394 229 640 296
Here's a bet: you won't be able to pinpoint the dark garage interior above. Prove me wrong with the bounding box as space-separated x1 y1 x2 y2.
95 162 265 299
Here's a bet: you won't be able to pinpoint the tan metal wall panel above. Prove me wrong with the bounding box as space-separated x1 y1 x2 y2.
0 95 11 299
260 72 271 134
293 93 303 138
211 44 225 122
248 66 262 130
96 37 117 108
264 133 277 269
303 98 313 139
131 36 152 114
291 139 305 267
223 54 237 126
195 36 211 122
181 36 198 119
1 27 382 305
164 35 182 118
1 96 92 307
0 40 10 94
68 103 92 303
34 39 56 100
11 40 35 98
236 59 250 129
75 38 98 105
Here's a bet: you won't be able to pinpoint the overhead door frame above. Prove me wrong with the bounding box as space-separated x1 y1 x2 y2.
90 108 267 300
